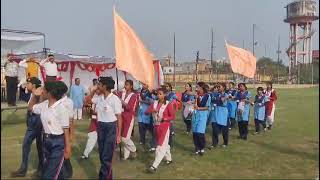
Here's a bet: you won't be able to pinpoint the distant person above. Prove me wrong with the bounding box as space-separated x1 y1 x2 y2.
264 82 277 130
181 83 195 134
70 78 86 121
4 54 19 106
19 57 41 79
40 54 58 81
252 87 269 134
235 83 252 140
11 77 44 178
88 78 98 93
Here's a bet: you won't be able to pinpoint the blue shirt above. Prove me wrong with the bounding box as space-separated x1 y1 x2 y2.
254 95 269 121
70 84 85 109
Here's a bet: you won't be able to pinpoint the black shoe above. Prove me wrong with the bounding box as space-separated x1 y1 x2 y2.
11 169 26 177
165 160 173 165
243 136 247 140
146 166 157 173
267 126 272 130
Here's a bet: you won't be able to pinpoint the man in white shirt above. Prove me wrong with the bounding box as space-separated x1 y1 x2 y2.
40 54 58 81
89 76 122 180
4 54 19 106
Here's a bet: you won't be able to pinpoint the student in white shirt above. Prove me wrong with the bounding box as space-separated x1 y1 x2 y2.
39 54 58 81
89 76 122 180
28 81 71 179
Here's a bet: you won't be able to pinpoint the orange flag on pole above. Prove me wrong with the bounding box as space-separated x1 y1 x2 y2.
226 42 256 78
114 8 155 89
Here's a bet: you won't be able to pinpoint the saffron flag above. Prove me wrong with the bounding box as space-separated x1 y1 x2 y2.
226 42 256 78
114 8 155 89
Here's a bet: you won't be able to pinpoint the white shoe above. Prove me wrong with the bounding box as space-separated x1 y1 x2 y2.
148 148 156 152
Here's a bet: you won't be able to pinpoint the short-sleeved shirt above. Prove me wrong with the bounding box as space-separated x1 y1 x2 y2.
5 61 18 77
40 60 58 76
33 99 69 135
61 96 74 119
92 93 122 123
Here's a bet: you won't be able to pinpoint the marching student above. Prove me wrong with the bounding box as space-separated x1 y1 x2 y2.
235 83 252 140
264 81 278 130
181 83 195 134
89 76 122 180
192 82 211 156
213 83 229 147
118 80 138 160
70 78 86 121
28 80 71 179
253 87 269 134
227 82 237 129
81 88 101 159
209 84 219 149
138 83 156 152
165 83 180 148
11 77 44 178
145 87 174 173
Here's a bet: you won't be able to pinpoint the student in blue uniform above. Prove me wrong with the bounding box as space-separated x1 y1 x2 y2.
213 83 229 147
11 77 44 178
90 76 123 180
181 83 195 134
138 83 156 152
253 87 269 134
208 84 219 149
29 81 71 179
192 82 211 156
235 83 252 140
227 82 237 130
165 83 180 148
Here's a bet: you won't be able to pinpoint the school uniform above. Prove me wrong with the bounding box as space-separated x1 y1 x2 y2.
61 96 74 179
14 94 44 176
254 94 269 133
83 94 99 158
181 92 195 133
166 91 178 147
264 89 277 129
235 90 252 140
92 93 122 180
138 88 156 148
208 91 219 147
192 93 211 153
227 89 237 128
118 90 138 160
70 84 86 120
32 99 69 179
214 92 229 146
146 100 174 169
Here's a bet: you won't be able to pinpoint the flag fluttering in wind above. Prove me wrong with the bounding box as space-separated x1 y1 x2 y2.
114 8 155 89
225 42 256 78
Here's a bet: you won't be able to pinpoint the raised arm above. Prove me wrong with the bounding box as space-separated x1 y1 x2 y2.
39 58 48 66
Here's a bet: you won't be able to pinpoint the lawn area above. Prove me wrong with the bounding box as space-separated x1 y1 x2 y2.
1 87 319 179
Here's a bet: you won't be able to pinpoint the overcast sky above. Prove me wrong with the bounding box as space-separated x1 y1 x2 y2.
1 0 319 65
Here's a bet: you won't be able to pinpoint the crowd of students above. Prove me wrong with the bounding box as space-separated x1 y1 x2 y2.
10 75 277 179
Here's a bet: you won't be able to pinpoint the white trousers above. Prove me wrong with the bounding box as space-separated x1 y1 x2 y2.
73 108 83 120
83 131 97 157
266 103 275 126
152 129 172 168
121 117 136 160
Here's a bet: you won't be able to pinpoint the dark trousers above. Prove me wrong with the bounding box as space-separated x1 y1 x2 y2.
229 118 237 129
20 112 44 173
212 122 229 146
192 132 206 151
138 122 155 148
254 119 266 132
62 159 73 179
5 76 18 105
42 135 65 180
46 75 57 82
183 119 191 133
238 121 249 139
168 122 174 147
97 121 117 180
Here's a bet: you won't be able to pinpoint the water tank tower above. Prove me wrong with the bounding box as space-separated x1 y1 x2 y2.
284 0 318 82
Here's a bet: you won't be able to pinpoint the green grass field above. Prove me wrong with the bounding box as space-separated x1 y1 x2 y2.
1 88 319 179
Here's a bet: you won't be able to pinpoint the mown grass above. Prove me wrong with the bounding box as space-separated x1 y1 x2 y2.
1 88 319 179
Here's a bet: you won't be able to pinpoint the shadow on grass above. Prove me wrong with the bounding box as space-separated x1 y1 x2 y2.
72 144 98 179
1 113 26 126
252 140 318 161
